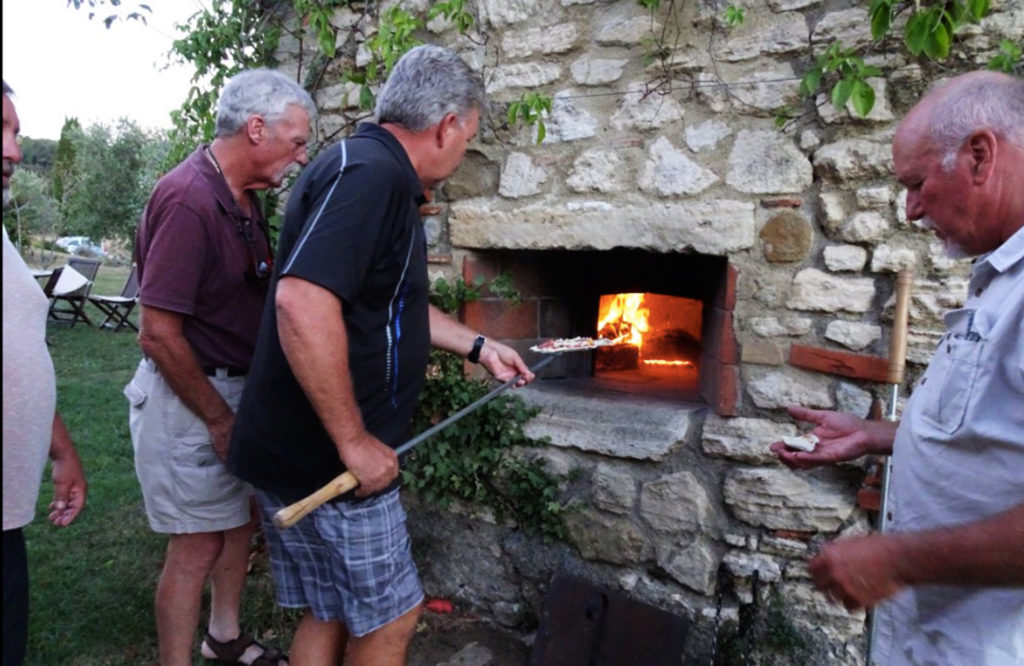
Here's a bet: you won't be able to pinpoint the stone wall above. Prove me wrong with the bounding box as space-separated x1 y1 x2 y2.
275 0 1020 662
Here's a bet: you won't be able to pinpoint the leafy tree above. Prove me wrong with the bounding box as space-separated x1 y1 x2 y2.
52 117 83 220
63 119 167 242
2 169 62 251
18 137 58 179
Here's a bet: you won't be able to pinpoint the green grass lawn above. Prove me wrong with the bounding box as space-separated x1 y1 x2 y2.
23 263 298 665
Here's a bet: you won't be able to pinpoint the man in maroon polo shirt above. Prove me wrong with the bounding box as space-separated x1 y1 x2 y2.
125 69 314 666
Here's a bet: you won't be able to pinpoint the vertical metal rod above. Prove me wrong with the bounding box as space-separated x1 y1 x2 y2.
867 270 913 664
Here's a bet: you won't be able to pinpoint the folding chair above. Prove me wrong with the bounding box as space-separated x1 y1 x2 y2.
48 256 102 327
88 263 140 332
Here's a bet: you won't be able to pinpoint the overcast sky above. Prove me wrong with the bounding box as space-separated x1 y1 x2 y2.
2 0 200 140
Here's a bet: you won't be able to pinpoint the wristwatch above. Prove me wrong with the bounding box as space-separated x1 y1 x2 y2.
468 335 486 364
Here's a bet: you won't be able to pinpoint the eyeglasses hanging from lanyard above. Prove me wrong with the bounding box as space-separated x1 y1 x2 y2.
237 217 274 286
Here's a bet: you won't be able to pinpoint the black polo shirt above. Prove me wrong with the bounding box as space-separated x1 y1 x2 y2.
228 123 430 501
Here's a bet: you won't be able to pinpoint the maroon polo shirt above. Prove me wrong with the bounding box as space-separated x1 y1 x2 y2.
135 146 272 370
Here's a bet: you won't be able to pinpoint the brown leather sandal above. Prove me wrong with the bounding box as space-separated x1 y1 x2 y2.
201 631 288 666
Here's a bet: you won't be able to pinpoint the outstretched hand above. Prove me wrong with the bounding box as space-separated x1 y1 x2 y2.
770 405 889 470
479 340 535 387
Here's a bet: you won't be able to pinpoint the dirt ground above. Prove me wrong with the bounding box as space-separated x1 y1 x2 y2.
408 609 530 666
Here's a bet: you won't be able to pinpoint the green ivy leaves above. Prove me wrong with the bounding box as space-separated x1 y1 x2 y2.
507 92 553 145
801 0 991 119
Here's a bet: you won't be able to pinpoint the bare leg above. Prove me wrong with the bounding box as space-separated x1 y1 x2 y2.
344 603 422 666
155 531 224 666
207 520 256 640
290 610 347 666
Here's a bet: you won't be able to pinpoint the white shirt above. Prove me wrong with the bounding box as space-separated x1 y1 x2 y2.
873 224 1024 665
2 227 58 530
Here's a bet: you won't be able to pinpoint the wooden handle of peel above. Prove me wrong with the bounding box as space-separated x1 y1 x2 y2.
272 471 360 529
887 270 914 386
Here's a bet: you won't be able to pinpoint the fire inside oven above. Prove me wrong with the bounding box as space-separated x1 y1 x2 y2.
592 292 702 393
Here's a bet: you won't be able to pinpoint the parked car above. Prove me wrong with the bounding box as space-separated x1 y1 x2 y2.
56 236 106 257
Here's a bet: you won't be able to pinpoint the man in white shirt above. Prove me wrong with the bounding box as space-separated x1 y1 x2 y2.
3 80 88 666
772 70 1024 665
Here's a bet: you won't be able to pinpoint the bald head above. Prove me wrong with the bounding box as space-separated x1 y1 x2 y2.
893 71 1024 256
897 71 1024 168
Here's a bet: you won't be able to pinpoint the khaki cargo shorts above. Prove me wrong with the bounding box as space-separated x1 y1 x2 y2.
124 358 252 534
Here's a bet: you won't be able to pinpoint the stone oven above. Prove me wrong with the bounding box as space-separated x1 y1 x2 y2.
462 249 737 412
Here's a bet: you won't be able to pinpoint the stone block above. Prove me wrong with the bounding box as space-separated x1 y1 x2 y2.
450 200 757 256
841 211 891 243
565 506 652 565
745 369 833 409
723 467 857 531
741 341 785 366
519 383 699 460
499 152 549 198
701 413 797 464
570 56 628 85
502 23 577 58
824 320 882 351
592 463 637 515
685 119 731 152
788 269 875 313
639 137 718 196
760 210 813 262
639 471 714 533
655 537 721 596
568 148 630 193
813 139 892 182
727 130 813 194
824 245 868 272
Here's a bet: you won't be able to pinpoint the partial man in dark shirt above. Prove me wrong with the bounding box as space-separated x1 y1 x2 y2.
126 69 314 666
229 45 535 666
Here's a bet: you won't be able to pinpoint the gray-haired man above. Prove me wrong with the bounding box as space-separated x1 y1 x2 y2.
229 45 534 665
126 68 314 666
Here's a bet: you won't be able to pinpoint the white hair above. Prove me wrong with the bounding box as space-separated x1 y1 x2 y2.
926 73 1024 171
374 44 486 132
216 69 316 137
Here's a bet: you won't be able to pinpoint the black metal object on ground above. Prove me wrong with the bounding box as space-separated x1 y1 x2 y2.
530 573 690 666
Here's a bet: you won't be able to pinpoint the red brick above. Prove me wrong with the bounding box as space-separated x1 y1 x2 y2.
857 488 881 511
774 530 815 541
463 254 500 286
760 197 803 209
713 263 738 310
704 308 737 364
462 299 539 339
461 254 546 298
788 344 889 383
699 357 738 416
715 364 739 416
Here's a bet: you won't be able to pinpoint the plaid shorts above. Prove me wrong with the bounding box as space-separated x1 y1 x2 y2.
255 487 424 637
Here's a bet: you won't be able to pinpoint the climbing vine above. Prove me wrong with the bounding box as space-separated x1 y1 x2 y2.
405 275 568 540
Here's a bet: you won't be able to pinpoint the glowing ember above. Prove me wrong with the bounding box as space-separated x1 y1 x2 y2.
643 359 695 367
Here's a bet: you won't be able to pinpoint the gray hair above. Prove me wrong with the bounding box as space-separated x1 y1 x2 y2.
374 44 487 132
2 80 12 96
926 72 1024 170
216 68 316 137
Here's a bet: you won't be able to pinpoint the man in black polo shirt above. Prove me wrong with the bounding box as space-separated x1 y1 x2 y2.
229 45 534 665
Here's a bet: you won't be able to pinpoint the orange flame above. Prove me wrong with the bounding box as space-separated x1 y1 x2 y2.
597 293 649 348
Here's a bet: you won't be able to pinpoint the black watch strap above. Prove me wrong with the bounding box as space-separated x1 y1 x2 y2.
468 335 486 364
